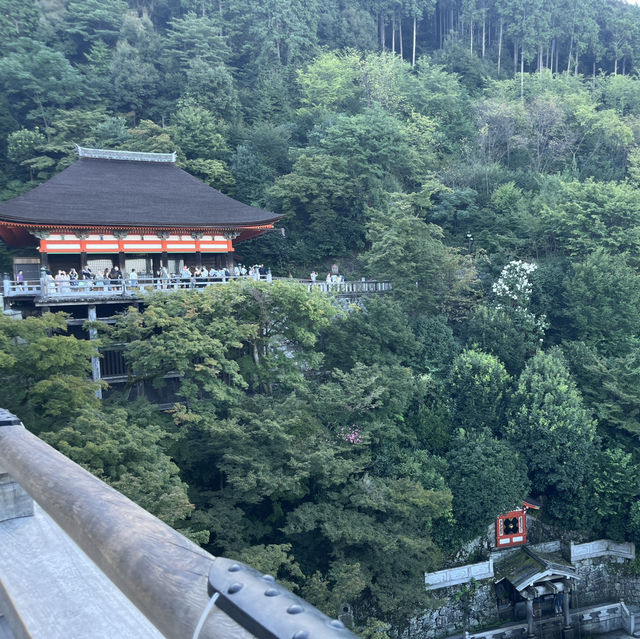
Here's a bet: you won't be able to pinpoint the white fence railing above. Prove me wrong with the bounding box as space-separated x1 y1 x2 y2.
300 280 392 295
2 277 392 300
570 540 635 562
425 558 494 590
621 601 635 636
469 602 632 639
469 622 527 639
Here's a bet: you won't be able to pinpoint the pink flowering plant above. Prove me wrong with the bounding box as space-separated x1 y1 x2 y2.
337 425 363 444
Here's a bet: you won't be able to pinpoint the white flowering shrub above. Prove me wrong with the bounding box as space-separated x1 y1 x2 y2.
491 260 547 344
492 260 537 309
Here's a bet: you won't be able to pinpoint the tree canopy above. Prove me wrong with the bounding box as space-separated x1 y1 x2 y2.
5 0 640 632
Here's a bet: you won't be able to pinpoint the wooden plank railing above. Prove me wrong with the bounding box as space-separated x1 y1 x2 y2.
0 410 358 639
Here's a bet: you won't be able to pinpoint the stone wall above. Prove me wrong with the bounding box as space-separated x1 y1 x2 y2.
619 574 640 605
405 581 499 639
408 539 640 639
572 554 640 608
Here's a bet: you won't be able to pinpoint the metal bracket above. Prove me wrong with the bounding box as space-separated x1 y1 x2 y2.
208 557 358 639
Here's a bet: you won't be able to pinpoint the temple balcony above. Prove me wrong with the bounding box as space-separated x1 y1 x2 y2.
2 276 392 308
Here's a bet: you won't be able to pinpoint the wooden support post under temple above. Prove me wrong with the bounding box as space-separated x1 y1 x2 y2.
88 305 102 399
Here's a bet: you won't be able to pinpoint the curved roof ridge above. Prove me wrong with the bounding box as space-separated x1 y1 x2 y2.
76 146 177 163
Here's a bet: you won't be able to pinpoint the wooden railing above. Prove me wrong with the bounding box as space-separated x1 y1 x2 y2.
0 410 358 639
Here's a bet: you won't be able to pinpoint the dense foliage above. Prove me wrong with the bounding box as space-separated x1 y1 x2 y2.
4 0 640 632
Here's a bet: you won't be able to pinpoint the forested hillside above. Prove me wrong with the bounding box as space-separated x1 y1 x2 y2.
4 0 640 634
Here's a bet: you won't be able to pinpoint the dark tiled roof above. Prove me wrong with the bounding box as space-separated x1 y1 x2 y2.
0 154 280 229
494 547 575 592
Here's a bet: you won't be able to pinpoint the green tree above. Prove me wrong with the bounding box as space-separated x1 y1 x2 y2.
183 60 240 120
285 474 450 621
42 404 196 532
403 0 436 67
0 312 100 434
592 447 640 540
507 349 597 525
464 304 542 374
441 429 529 546
358 52 421 117
363 195 456 315
226 0 319 67
319 297 420 371
413 57 472 148
7 109 113 182
563 250 640 356
448 348 511 435
0 39 84 129
123 119 176 152
297 49 363 113
312 106 413 188
283 364 451 621
538 179 640 262
171 99 229 159
413 315 459 374
109 42 160 113
230 145 273 205
110 280 336 401
267 153 366 262
6 127 47 180
166 12 230 68
0 0 39 54
63 0 128 57
464 260 546 374
564 342 640 440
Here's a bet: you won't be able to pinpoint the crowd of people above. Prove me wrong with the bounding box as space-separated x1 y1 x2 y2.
174 264 271 282
16 263 357 296
309 272 345 284
309 265 345 285
15 264 356 296
36 263 273 295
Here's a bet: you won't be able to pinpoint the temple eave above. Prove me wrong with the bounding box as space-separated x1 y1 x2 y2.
0 221 275 232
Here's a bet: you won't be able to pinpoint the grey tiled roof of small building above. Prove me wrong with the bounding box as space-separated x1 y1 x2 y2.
494 546 576 592
0 151 280 229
